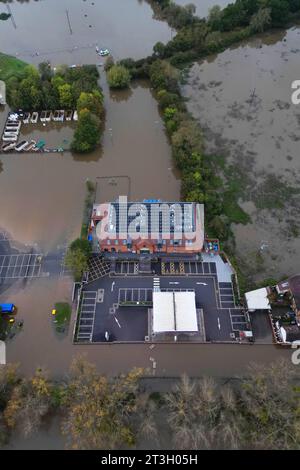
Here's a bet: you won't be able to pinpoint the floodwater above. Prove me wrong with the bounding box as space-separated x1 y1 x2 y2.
182 27 300 281
0 0 172 62
175 0 230 17
0 0 296 391
0 0 180 389
0 80 179 252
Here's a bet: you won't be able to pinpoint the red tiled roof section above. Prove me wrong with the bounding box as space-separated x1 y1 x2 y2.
288 275 300 309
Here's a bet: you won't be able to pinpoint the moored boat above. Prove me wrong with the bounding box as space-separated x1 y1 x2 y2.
30 112 39 124
15 140 29 152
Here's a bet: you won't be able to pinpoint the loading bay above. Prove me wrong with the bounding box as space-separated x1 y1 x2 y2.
76 257 250 344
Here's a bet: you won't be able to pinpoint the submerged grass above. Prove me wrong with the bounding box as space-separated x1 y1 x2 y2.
0 52 27 82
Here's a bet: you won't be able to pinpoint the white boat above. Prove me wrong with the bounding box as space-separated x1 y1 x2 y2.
5 127 20 134
73 110 78 121
30 112 39 124
5 122 21 131
52 110 64 122
15 140 29 152
2 135 18 142
3 131 19 138
24 140 36 151
99 49 110 57
23 112 31 124
2 142 16 151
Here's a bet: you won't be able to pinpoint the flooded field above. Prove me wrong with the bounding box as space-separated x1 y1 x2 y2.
182 27 300 281
0 0 172 63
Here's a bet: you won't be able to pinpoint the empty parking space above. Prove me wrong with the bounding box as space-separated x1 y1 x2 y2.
118 288 152 304
229 309 248 331
218 283 235 308
0 254 42 279
115 261 139 275
76 291 97 342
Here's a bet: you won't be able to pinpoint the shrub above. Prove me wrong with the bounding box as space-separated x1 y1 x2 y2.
107 65 131 89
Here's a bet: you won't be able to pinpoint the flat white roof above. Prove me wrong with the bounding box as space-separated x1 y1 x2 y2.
245 287 271 311
152 291 198 333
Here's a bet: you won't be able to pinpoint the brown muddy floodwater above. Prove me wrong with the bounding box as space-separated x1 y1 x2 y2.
182 27 300 281
0 0 296 394
0 0 180 383
0 0 172 62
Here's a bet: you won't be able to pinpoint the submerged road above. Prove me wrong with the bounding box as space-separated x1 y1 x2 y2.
6 336 295 380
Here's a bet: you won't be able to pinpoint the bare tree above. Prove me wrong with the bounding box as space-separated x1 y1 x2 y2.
4 367 52 438
239 359 300 450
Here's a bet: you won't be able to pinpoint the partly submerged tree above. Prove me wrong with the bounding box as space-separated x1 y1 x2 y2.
4 367 52 438
65 238 92 281
61 356 144 449
71 108 100 153
107 65 131 89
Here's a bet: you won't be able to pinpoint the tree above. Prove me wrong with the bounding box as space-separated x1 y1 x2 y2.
38 62 53 81
250 7 271 32
207 5 223 30
171 122 203 170
4 368 52 438
65 238 92 281
107 65 131 89
61 356 144 449
239 359 300 449
149 60 179 92
71 108 100 154
58 83 74 109
77 90 103 116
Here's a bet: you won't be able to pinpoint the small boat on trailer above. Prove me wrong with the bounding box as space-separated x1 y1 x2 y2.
3 131 18 138
40 110 52 122
52 110 65 122
5 122 21 131
15 140 29 152
2 142 16 152
24 140 36 151
65 110 73 121
23 112 31 124
2 135 18 142
30 112 39 124
5 128 20 136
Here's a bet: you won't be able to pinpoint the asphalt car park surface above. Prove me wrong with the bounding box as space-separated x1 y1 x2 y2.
78 259 249 343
